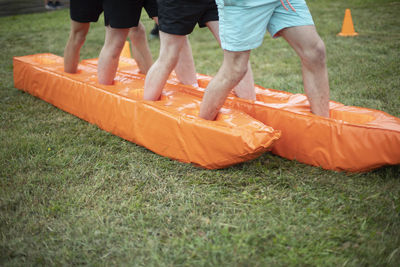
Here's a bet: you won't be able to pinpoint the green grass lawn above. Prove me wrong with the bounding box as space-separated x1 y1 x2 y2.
1 0 399 266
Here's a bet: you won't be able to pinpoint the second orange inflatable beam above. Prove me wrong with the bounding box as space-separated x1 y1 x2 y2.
102 57 400 172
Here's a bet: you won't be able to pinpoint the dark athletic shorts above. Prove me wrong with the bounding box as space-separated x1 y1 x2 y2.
70 0 158 28
157 0 218 35
143 0 158 18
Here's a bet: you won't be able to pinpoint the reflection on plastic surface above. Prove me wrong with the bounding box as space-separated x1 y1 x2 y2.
110 57 400 172
14 54 400 171
13 54 281 169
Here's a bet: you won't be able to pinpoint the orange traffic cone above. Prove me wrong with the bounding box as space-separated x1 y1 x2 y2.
338 9 358 36
121 41 132 58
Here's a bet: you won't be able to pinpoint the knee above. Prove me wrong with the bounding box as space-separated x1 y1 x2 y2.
137 23 146 34
231 64 248 82
224 55 248 83
159 52 180 70
301 39 326 67
109 41 126 59
70 29 87 47
129 23 146 41
158 44 182 69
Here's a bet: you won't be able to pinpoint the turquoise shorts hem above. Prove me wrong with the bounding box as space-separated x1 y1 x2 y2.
216 0 314 51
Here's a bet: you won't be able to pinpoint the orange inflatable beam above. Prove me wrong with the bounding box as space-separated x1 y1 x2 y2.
99 57 400 172
13 54 281 169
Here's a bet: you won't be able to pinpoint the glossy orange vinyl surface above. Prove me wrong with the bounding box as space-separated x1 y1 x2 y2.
13 54 281 169
14 54 400 171
108 57 400 172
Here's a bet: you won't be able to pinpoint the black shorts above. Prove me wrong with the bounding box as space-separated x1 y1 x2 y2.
143 0 158 18
70 0 103 23
157 0 218 35
70 0 157 28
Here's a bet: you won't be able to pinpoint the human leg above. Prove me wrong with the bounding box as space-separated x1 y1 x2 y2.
145 15 196 85
210 0 276 101
63 20 90 73
265 0 329 116
150 0 207 90
206 20 255 100
97 26 129 85
199 50 250 120
98 0 145 83
128 22 153 74
143 31 187 100
65 0 103 73
174 37 198 86
280 25 330 117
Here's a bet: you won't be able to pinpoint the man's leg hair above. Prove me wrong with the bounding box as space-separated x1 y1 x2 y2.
199 50 250 120
281 25 330 117
98 26 129 85
128 22 153 74
64 21 90 73
143 31 188 100
205 21 255 100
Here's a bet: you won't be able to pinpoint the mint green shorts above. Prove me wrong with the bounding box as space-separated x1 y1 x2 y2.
216 0 314 51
